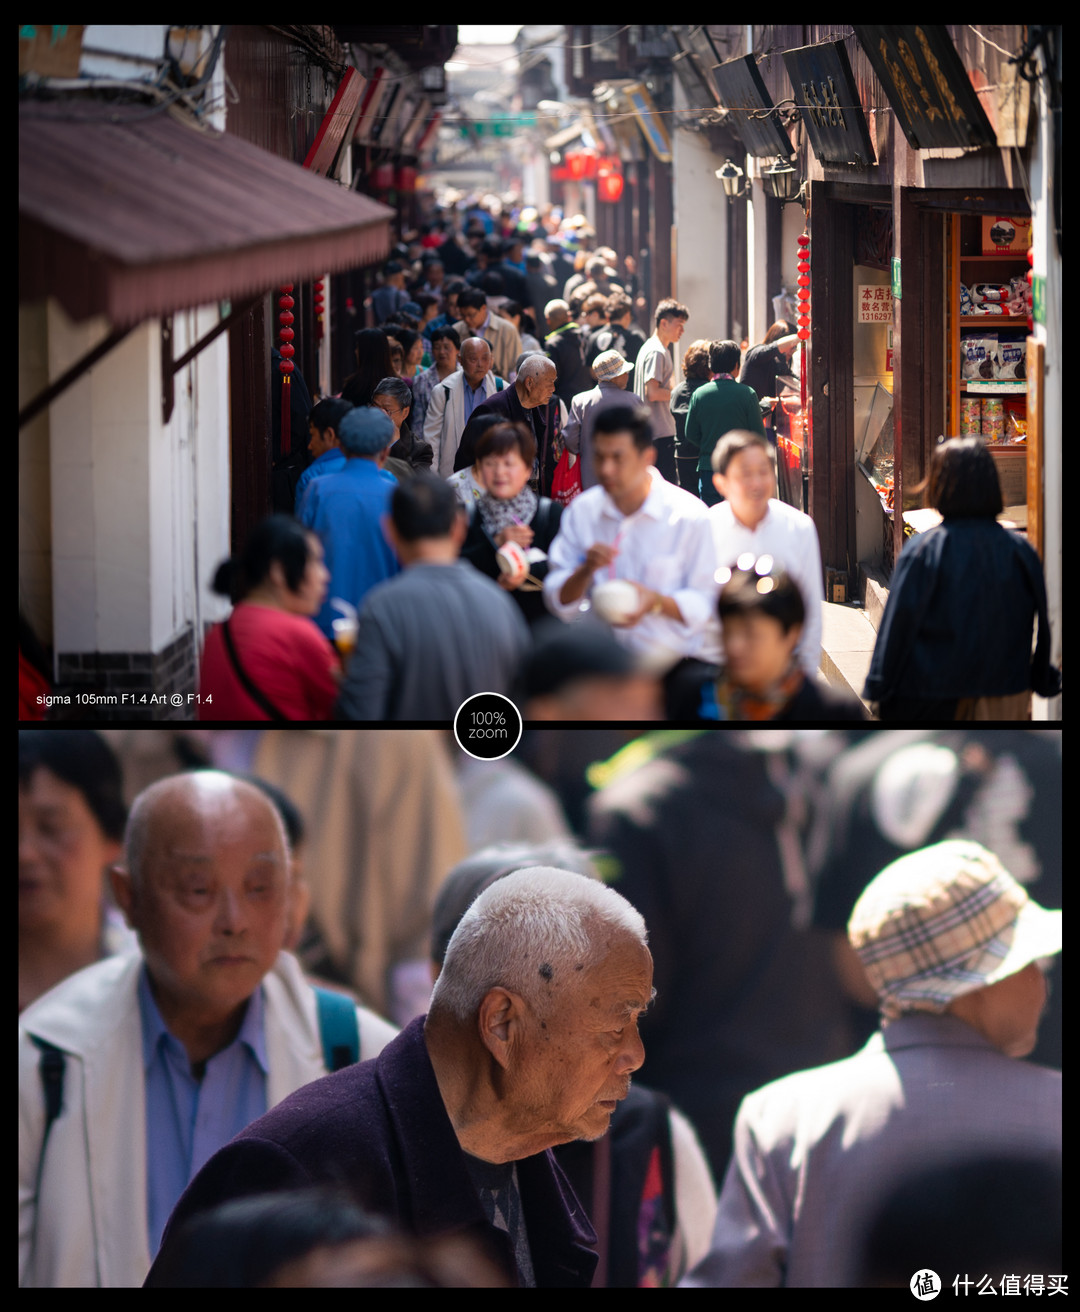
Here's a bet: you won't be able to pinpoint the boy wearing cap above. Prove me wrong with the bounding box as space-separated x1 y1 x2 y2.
685 840 1062 1289
563 350 635 491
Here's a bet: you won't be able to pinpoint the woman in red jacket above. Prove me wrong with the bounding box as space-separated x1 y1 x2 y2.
199 516 339 720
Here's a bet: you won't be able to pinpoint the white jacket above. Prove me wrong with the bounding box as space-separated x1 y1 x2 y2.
19 950 397 1288
423 369 501 477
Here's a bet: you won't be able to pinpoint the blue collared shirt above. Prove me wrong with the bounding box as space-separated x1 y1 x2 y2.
463 376 489 426
138 965 269 1257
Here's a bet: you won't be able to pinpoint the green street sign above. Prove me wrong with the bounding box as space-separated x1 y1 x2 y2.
891 257 901 301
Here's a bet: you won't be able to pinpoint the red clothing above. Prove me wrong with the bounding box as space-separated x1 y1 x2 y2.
19 647 50 719
198 603 338 721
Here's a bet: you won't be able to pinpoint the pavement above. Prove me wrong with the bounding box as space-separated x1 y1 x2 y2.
818 600 879 717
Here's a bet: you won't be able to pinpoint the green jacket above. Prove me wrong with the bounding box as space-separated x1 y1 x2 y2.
684 378 765 472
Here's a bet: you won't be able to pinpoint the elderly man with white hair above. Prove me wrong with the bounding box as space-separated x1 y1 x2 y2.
146 868 654 1288
454 353 562 496
685 839 1062 1289
19 771 398 1288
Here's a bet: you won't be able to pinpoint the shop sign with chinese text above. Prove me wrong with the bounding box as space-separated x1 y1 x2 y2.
859 285 893 323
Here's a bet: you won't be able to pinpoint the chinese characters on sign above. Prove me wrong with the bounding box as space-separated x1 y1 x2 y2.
859 285 893 323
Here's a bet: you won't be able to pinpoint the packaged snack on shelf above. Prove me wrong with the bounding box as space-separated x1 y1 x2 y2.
960 397 982 435
970 283 1011 309
962 334 998 380
1003 397 1027 441
982 397 1005 441
994 337 1026 380
959 282 973 315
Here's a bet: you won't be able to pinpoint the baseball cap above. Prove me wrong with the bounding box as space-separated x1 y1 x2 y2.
593 349 634 382
848 840 1062 1020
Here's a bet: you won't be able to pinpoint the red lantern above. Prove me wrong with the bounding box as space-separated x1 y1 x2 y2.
396 166 416 193
372 163 394 190
277 285 295 454
565 150 586 181
581 149 598 180
598 171 624 203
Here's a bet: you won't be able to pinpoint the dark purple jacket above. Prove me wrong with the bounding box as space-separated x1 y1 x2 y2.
145 1017 597 1287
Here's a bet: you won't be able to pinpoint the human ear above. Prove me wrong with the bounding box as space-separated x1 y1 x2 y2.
109 865 138 930
477 987 525 1070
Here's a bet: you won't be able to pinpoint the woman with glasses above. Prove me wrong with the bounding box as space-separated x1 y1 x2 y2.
371 376 433 477
671 562 866 721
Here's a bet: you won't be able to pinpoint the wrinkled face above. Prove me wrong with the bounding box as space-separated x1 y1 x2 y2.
716 446 774 522
432 336 460 371
593 431 653 504
508 933 653 1145
117 778 292 1021
460 304 487 333
520 365 557 408
373 393 409 434
480 448 532 500
721 611 801 694
19 767 121 933
461 344 492 388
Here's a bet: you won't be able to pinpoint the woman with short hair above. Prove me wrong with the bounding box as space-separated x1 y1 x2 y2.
460 421 563 628
670 339 713 494
198 516 338 720
865 436 1060 719
371 376 434 476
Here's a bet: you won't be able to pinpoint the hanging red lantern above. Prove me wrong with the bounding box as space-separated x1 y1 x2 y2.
598 171 624 203
581 148 598 180
313 276 326 344
372 163 394 190
565 150 586 181
396 166 416 193
277 285 295 454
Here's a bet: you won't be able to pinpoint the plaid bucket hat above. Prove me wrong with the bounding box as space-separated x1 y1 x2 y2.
848 840 1062 1020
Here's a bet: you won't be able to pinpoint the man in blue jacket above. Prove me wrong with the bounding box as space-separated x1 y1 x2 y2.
146 868 654 1288
297 406 400 641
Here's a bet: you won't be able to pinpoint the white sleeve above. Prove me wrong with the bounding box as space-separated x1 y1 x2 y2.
542 500 591 620
667 1106 719 1282
793 520 824 678
679 1100 789 1288
670 515 719 633
423 383 448 469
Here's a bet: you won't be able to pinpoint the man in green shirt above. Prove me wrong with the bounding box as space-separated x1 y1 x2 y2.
684 341 765 504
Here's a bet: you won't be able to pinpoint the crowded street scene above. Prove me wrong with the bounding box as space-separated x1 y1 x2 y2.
19 26 1062 722
19 727 1062 1287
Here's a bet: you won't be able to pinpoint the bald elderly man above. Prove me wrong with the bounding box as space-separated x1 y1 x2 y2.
19 771 397 1288
146 868 654 1288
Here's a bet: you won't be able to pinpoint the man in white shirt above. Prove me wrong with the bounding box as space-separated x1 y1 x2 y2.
707 430 823 678
633 298 689 484
544 403 717 671
423 337 503 477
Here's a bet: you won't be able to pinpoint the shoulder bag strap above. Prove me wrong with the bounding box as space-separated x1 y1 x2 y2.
313 986 361 1071
221 615 290 722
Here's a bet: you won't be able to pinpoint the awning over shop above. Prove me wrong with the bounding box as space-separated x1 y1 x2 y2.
19 99 396 326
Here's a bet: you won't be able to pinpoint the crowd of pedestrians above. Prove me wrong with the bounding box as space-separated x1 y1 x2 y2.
19 727 1062 1288
188 198 1054 722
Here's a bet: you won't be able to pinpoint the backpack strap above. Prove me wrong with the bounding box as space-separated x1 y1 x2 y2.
28 1037 66 1272
495 377 504 391
313 986 360 1072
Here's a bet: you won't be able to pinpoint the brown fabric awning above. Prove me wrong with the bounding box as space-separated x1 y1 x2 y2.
20 98 396 325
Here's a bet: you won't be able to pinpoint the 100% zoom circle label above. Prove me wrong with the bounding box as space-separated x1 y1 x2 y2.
453 693 523 761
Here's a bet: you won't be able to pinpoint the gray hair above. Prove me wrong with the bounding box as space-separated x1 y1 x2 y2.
430 866 647 1022
516 353 556 383
371 376 412 411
